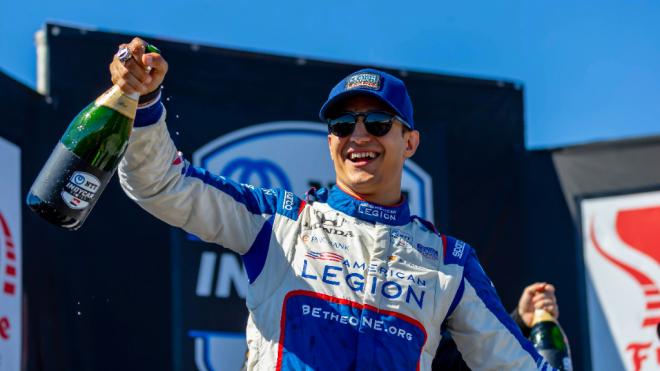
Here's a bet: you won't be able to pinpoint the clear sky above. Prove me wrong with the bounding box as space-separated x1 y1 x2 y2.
1 0 659 149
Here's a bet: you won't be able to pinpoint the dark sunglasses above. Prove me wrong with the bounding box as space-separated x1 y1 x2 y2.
327 111 407 137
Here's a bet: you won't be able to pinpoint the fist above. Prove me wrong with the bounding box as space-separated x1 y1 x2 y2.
109 37 168 95
517 282 559 327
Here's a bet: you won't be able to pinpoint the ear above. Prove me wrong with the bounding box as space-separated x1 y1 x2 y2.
328 134 336 161
403 130 420 158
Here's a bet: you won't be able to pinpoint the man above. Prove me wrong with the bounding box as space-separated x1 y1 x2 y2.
112 38 556 370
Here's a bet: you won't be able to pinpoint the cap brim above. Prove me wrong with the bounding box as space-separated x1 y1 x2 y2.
319 89 411 128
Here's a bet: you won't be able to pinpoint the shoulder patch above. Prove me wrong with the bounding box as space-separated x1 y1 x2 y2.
442 235 471 266
277 189 305 220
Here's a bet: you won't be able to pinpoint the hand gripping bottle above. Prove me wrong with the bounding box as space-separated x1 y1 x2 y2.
529 308 573 370
26 44 160 230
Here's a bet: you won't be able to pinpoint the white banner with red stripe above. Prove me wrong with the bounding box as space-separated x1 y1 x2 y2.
0 137 21 371
581 190 660 371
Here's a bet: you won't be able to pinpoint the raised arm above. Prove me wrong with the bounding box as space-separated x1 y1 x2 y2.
112 38 300 254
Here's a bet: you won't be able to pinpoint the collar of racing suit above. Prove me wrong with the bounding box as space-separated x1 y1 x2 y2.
308 186 411 226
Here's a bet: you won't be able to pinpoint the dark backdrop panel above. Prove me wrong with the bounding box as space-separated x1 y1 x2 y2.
553 136 660 221
0 70 36 146
522 150 583 369
17 22 528 370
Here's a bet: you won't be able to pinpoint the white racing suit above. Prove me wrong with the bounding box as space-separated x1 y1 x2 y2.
118 105 554 371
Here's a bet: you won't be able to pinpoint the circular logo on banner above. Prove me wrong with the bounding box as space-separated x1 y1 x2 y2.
220 158 292 190
193 121 434 221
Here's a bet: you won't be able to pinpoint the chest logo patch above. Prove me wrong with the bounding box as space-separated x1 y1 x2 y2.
415 243 439 261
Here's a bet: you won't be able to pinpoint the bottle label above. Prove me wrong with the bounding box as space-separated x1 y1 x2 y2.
61 171 101 209
29 142 113 218
95 85 137 120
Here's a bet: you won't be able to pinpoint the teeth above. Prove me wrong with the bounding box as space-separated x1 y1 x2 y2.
349 152 377 160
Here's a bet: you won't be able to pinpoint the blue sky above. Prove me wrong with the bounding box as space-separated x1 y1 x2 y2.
2 0 659 149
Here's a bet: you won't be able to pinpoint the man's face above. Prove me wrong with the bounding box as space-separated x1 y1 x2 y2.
327 95 420 200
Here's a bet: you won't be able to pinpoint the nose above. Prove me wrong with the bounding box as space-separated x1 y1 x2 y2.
350 118 371 143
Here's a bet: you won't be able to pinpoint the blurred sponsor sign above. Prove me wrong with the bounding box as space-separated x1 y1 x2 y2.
0 137 21 371
581 190 660 371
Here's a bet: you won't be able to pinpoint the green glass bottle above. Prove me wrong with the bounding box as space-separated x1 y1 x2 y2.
26 85 140 230
529 309 573 370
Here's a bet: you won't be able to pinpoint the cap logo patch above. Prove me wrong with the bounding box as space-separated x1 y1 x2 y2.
345 73 381 90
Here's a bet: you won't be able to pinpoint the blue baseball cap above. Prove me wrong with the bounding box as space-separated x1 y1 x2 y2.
319 68 415 129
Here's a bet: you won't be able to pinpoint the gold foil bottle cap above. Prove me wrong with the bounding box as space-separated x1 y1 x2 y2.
95 85 138 119
531 308 557 326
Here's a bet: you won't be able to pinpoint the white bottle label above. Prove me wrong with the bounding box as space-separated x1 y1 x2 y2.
61 171 100 209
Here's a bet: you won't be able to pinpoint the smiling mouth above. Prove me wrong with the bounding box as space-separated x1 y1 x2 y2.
347 151 380 164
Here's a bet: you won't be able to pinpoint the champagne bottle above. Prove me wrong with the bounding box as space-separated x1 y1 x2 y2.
529 309 573 370
26 44 159 230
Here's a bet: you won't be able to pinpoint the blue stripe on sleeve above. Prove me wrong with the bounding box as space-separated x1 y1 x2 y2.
183 164 305 221
184 166 278 215
463 248 547 368
242 215 274 283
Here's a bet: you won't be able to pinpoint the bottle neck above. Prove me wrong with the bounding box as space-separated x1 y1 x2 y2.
531 308 557 326
109 85 139 101
95 85 139 120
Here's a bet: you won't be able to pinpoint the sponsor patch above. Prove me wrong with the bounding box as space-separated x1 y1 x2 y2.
299 260 427 308
391 229 412 242
415 243 439 261
452 240 465 259
391 229 413 248
280 292 426 370
303 211 354 237
307 210 345 228
282 191 295 211
345 73 381 91
358 203 397 222
301 234 349 250
305 251 344 263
